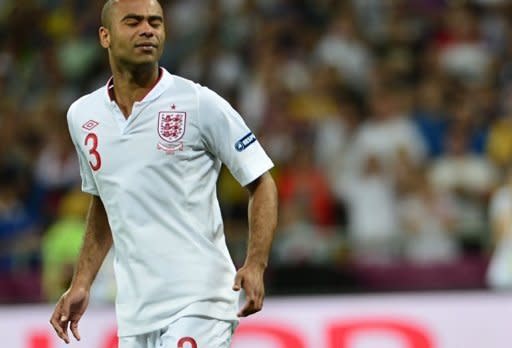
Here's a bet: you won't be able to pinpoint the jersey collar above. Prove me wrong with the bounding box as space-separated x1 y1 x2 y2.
105 67 173 104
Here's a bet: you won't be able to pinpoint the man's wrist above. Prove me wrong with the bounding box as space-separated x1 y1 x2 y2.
243 258 268 271
70 276 93 291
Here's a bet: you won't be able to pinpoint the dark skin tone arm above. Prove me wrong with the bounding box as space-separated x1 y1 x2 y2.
49 195 113 344
233 171 278 317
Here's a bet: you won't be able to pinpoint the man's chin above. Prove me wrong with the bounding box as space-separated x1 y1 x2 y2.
134 54 159 63
128 57 160 67
118 54 162 70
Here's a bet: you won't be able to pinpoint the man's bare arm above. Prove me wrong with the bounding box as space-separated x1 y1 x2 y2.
233 171 278 317
245 172 278 269
72 195 113 289
50 195 113 343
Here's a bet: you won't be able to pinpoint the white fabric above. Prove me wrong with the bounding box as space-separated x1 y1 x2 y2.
429 155 498 194
348 115 427 176
35 145 80 189
67 68 273 336
398 194 459 264
439 43 491 83
487 187 512 289
487 235 512 290
342 174 400 262
119 316 236 348
315 34 372 90
489 187 512 221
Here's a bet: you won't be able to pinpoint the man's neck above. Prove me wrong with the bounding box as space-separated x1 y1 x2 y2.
111 63 160 118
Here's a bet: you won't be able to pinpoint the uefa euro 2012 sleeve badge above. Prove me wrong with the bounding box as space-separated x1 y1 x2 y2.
157 111 186 155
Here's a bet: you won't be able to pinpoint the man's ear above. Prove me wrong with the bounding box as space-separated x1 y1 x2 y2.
99 26 110 48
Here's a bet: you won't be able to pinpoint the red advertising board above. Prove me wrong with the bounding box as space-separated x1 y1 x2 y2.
2 292 511 348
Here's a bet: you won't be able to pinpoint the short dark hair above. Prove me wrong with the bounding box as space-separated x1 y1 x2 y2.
101 0 115 28
101 0 163 28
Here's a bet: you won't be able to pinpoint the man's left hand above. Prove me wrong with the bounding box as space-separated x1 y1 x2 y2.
232 264 265 317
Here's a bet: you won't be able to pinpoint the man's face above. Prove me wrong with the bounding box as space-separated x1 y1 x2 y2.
100 0 165 67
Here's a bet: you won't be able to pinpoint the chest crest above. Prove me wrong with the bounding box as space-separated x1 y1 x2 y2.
157 111 186 155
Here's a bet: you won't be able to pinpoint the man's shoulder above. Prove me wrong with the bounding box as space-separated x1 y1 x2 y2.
163 69 229 105
68 86 107 117
70 87 107 108
167 72 202 94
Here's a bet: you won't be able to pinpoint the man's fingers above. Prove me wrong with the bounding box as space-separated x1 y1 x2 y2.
59 317 71 344
237 293 263 317
238 300 260 317
49 300 72 344
234 271 265 316
232 272 243 291
237 299 255 317
50 315 70 344
70 320 81 341
255 295 264 312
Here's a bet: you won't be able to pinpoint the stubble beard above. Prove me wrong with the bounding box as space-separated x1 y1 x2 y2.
111 49 161 84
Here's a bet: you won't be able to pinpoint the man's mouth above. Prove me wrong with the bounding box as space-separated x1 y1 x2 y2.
135 43 158 50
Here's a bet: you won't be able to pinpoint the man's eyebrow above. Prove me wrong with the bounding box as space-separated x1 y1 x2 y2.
121 14 163 22
148 15 163 22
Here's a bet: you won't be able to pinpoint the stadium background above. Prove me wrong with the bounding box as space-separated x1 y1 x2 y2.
1 0 512 347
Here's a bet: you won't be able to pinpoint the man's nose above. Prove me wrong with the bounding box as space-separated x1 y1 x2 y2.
140 21 154 37
140 31 154 38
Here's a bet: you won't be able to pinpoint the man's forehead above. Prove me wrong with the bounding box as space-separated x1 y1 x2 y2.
111 0 163 17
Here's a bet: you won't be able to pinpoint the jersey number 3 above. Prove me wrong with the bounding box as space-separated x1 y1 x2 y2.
85 133 102 171
178 337 197 348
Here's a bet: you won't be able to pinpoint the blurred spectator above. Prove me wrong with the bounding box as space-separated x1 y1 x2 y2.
343 88 426 181
339 153 400 264
412 78 449 158
3 0 512 298
487 108 512 170
41 189 88 301
314 97 360 181
487 168 512 289
41 189 115 303
34 111 81 219
277 144 336 227
272 195 344 266
398 169 460 264
435 6 493 85
430 124 498 196
315 8 373 92
0 161 40 273
430 122 497 248
478 1 509 57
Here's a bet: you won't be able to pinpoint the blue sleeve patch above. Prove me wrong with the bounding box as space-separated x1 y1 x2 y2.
235 132 257 152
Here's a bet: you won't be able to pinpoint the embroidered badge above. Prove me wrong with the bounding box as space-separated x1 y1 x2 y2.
157 111 186 155
235 132 257 152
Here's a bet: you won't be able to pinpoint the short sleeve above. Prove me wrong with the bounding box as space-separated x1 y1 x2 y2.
198 87 273 186
67 103 99 196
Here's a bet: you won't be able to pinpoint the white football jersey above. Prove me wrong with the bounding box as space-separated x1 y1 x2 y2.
67 68 274 336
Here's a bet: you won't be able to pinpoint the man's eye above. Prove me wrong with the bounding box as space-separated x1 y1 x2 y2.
125 20 138 26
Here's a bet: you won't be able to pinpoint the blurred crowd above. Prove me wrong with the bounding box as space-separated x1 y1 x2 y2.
2 0 512 302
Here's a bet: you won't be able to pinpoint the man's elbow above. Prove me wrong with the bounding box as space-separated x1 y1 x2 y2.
247 172 277 197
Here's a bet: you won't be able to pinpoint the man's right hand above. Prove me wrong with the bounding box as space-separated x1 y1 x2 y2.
49 287 90 344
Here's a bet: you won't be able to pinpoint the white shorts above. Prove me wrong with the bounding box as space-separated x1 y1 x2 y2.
118 316 237 348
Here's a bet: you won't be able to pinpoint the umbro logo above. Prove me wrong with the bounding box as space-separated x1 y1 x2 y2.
82 120 99 131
